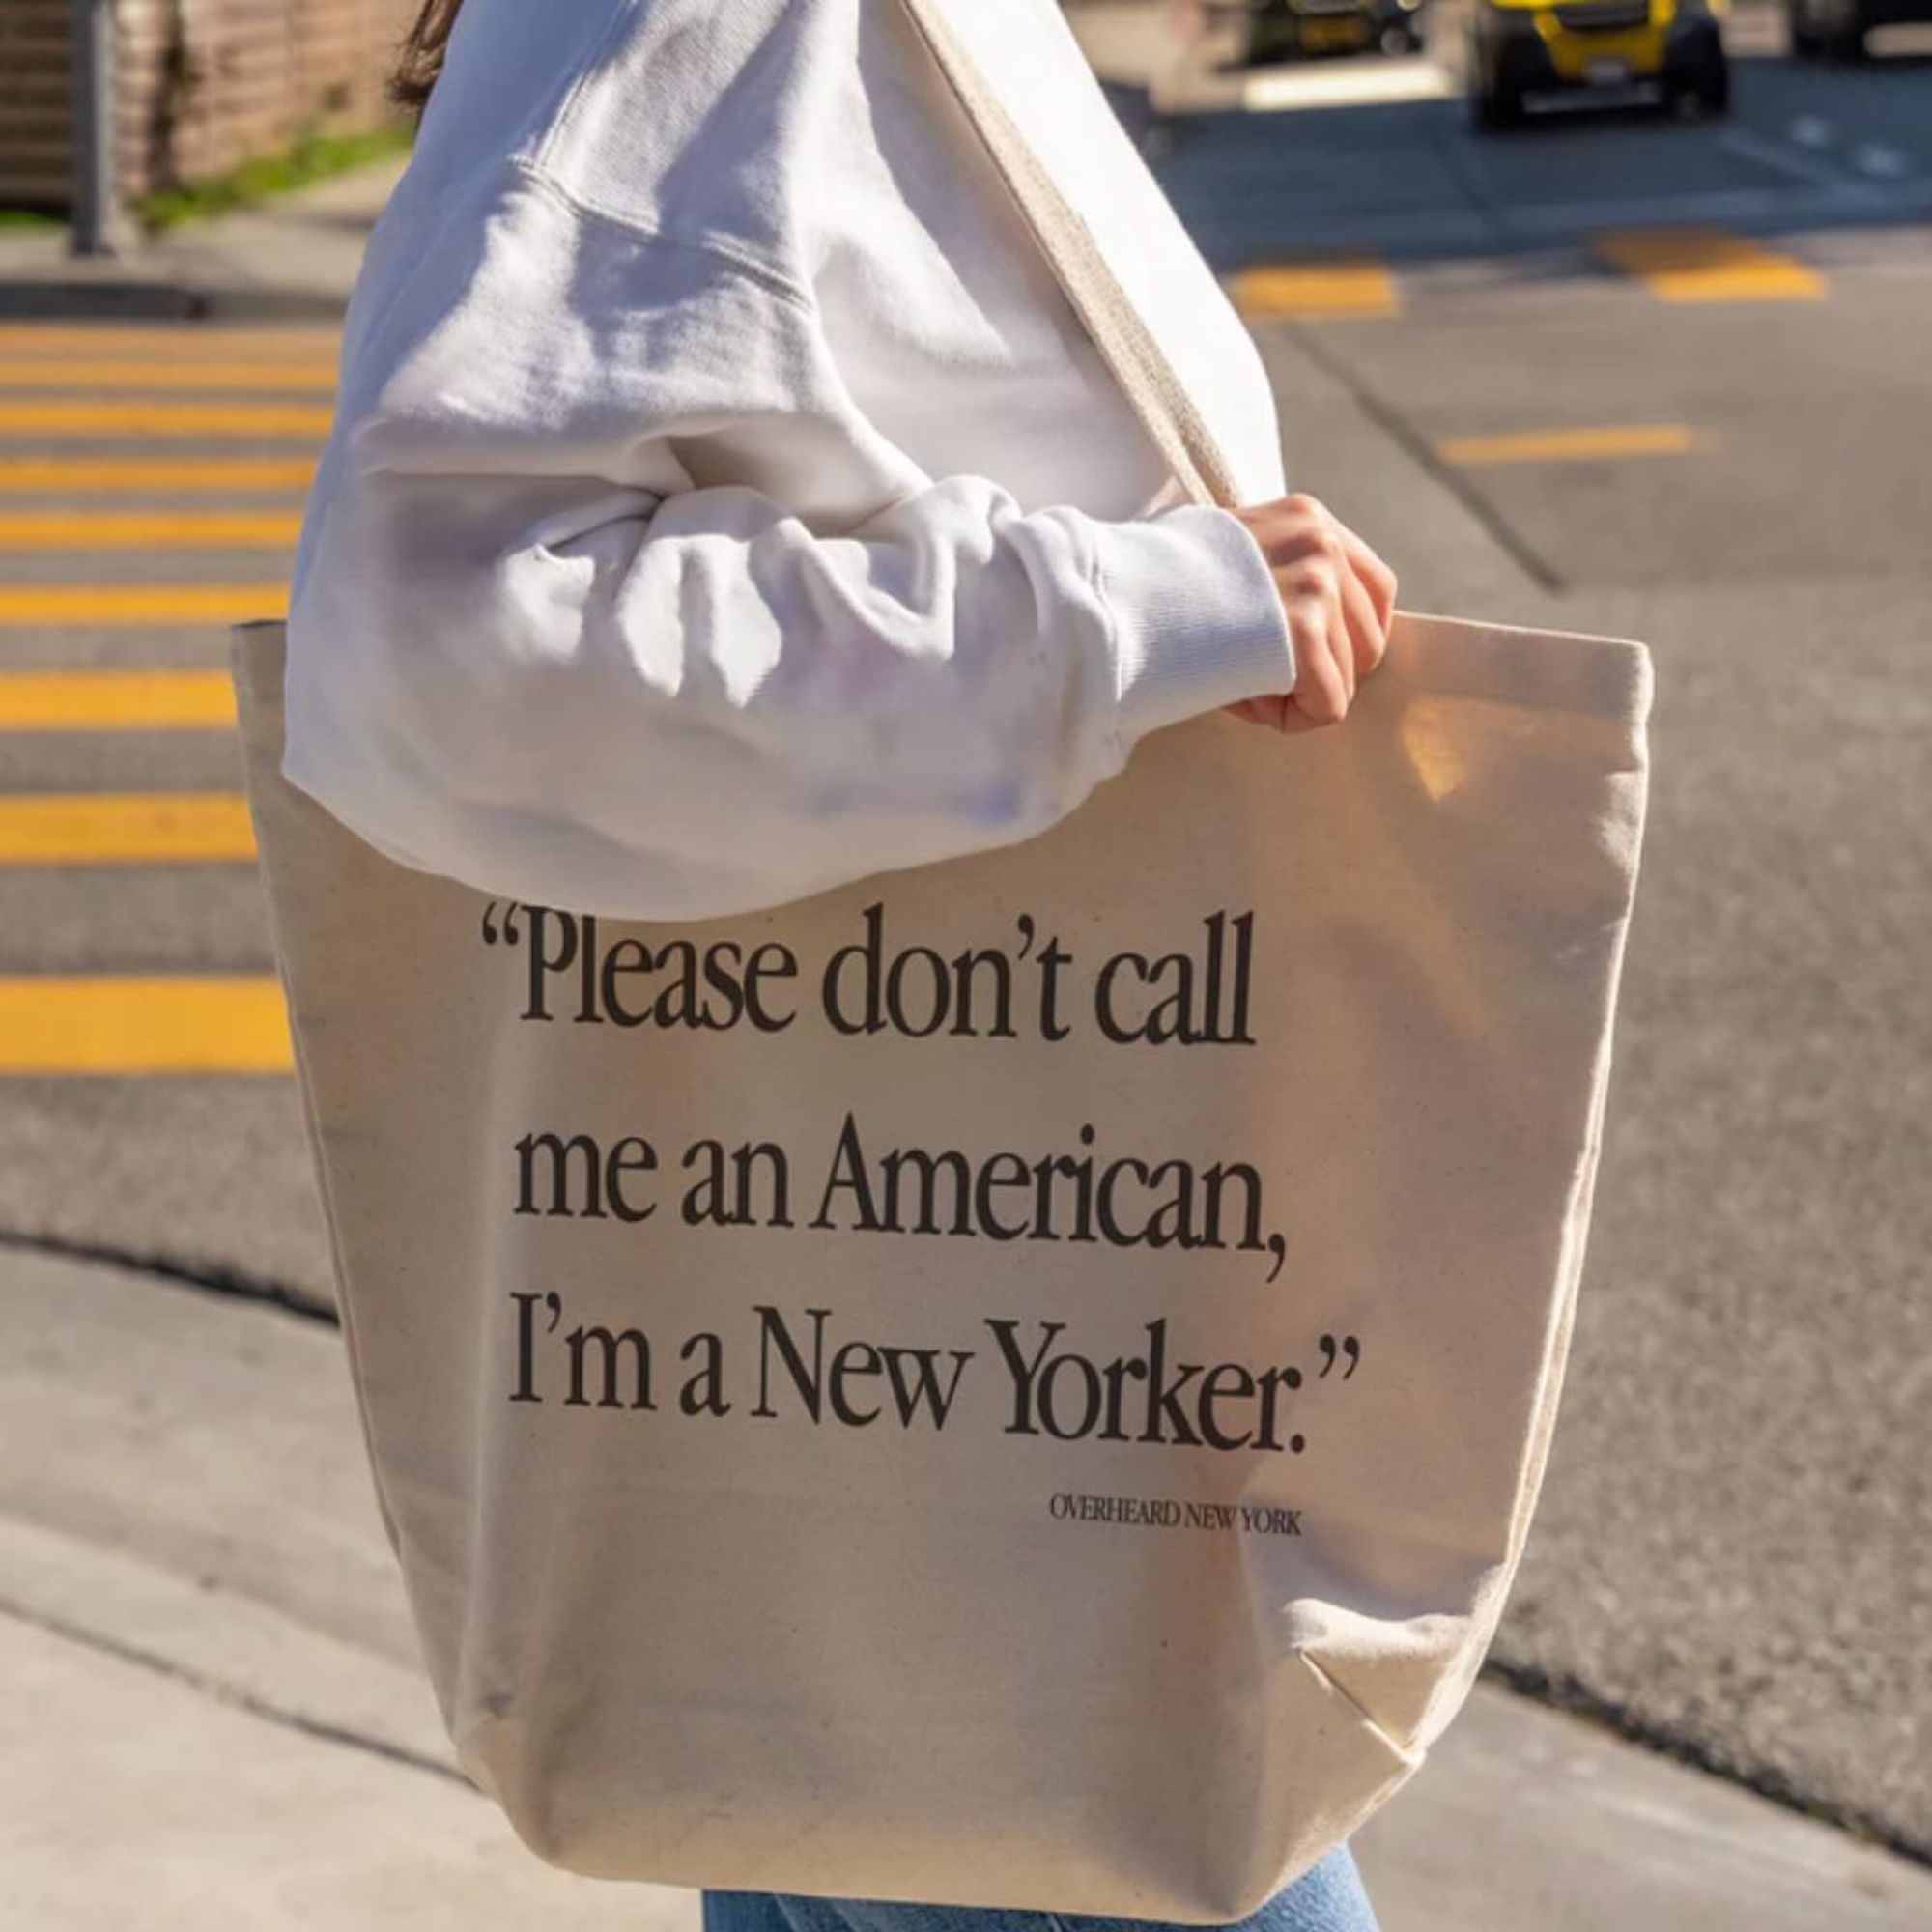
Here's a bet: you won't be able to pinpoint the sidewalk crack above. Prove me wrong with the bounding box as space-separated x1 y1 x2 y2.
1286 320 1566 594
0 1230 337 1327
0 1591 464 1787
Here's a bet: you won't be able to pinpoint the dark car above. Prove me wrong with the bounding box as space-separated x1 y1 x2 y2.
1241 0 1432 61
1789 0 1932 56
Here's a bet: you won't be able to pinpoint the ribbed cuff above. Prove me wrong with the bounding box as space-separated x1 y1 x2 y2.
1091 503 1295 745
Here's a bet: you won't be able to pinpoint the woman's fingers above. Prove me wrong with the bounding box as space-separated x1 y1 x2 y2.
1223 493 1398 733
1285 580 1350 725
1338 524 1398 640
1337 559 1385 682
1225 694 1286 729
1272 700 1341 736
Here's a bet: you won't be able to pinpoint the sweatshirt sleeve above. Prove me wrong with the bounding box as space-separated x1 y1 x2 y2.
283 201 1294 923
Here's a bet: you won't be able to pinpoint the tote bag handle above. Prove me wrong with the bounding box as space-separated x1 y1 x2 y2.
894 0 1243 513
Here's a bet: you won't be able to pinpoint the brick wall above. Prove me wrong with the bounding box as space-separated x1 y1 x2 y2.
0 0 72 208
0 0 420 213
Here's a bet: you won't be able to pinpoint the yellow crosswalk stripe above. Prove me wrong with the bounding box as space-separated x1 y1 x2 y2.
0 668 237 731
0 324 339 361
0 359 335 395
0 792 255 865
0 511 301 549
1594 229 1825 301
0 322 308 1080
0 584 287 626
0 400 332 439
0 457 316 494
0 976 291 1075
1437 423 1697 466
1233 260 1400 319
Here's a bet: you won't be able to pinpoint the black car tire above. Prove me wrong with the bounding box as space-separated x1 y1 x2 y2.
1664 20 1730 115
1673 58 1731 110
1680 64 1731 113
1790 0 1867 56
1473 82 1525 128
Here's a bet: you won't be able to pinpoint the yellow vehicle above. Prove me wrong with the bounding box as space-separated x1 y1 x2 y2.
1467 0 1730 127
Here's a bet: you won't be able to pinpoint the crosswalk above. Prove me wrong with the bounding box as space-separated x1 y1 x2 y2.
1231 259 1402 319
1433 423 1698 467
0 320 307 1075
0 793 256 866
0 668 238 730
0 232 1861 1075
1588 228 1827 302
0 459 316 494
0 975 290 1074
1232 225 1835 318
0 513 304 549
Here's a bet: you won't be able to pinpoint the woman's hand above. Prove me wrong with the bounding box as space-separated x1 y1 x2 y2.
1223 495 1397 732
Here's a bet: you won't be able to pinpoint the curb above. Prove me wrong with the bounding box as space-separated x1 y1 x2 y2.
0 279 350 324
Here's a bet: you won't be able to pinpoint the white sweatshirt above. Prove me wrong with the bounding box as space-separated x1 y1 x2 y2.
284 0 1295 921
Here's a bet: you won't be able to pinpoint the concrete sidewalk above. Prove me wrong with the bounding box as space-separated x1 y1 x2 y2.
2 1246 1925 1932
0 156 407 321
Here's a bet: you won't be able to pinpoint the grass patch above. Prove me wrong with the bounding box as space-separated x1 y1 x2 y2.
134 123 413 235
0 209 62 232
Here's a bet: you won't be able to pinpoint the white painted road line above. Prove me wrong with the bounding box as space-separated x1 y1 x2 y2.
1720 128 1850 189
1855 145 1911 180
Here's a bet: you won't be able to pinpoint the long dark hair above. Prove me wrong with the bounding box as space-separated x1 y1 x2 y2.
391 0 467 113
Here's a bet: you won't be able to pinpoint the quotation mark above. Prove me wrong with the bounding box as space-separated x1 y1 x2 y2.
1317 1334 1361 1380
480 900 526 947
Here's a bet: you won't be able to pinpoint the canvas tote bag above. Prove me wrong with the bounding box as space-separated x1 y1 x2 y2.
234 3 1651 1918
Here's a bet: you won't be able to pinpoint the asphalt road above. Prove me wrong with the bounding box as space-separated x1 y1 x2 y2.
0 7 1926 1869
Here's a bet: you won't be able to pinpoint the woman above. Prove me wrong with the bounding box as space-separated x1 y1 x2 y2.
288 0 1396 1925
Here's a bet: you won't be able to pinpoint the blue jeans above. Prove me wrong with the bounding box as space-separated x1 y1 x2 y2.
702 1847 1380 1932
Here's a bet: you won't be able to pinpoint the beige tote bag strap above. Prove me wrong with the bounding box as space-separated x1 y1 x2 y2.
895 0 1241 513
